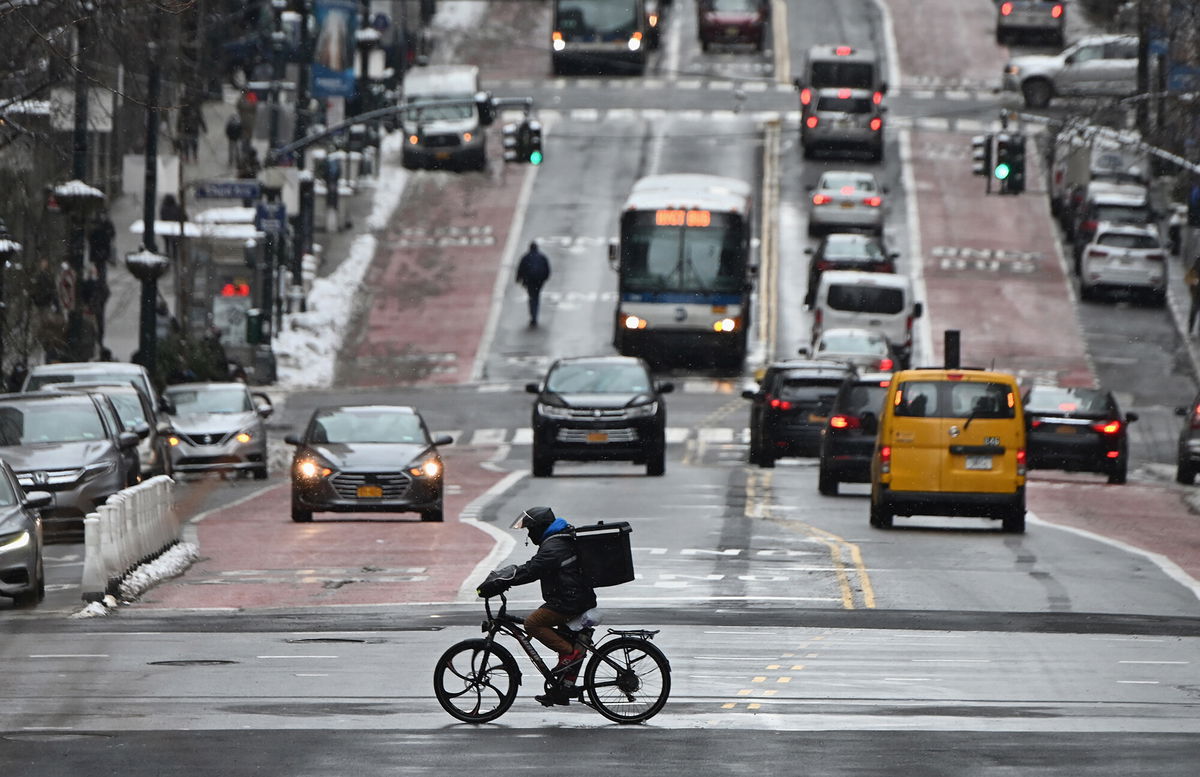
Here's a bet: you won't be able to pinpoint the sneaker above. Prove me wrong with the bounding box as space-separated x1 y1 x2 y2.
535 690 571 707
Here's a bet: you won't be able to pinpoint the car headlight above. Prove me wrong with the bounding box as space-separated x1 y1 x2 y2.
235 429 254 444
626 401 659 419
82 461 116 479
537 402 574 419
0 530 31 553
1005 64 1020 76
408 454 443 479
294 457 333 480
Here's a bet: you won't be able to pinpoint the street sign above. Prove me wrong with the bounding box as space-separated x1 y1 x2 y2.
195 180 262 200
255 202 288 235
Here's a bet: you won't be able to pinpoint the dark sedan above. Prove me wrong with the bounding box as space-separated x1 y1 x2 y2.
804 232 897 307
527 356 673 477
286 405 453 523
744 359 855 466
1023 384 1137 484
0 459 52 608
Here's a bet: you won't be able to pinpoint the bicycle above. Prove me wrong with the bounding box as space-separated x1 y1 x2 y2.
433 592 671 724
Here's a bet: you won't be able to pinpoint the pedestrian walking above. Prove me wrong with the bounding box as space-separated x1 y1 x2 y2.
86 211 115 345
176 97 207 163
1187 253 1200 335
224 113 244 167
160 194 184 259
515 241 551 327
235 90 258 136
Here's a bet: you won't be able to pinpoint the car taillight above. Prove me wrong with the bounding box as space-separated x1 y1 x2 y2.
816 260 832 271
872 91 882 105
1145 253 1165 262
806 116 819 128
864 196 882 207
1000 2 1013 15
836 45 852 56
1087 248 1109 259
1081 220 1097 234
1051 4 1063 18
768 396 793 411
830 414 861 430
1016 448 1026 475
878 358 894 371
870 117 882 131
812 193 831 205
1030 419 1043 428
1192 406 1200 429
879 445 891 473
800 87 812 106
1092 420 1122 435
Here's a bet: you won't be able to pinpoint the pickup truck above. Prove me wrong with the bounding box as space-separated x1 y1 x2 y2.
1002 34 1138 109
995 0 1065 46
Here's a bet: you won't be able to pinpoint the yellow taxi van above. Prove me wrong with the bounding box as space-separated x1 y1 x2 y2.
870 368 1027 533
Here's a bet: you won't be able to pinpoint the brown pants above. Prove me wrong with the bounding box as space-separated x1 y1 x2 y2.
524 607 574 655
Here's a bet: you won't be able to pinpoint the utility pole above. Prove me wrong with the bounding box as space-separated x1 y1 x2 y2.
66 5 93 362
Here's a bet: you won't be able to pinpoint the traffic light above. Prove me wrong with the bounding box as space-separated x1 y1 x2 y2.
526 119 543 165
971 134 993 177
1006 133 1026 194
502 119 544 165
994 133 1013 189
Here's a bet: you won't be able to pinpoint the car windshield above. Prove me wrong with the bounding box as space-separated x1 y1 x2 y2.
557 0 639 38
0 400 106 445
815 96 872 113
810 60 875 89
104 392 148 430
893 380 1016 419
709 0 759 10
818 173 875 192
819 332 888 355
309 410 427 444
547 363 651 394
1097 232 1159 249
840 383 889 415
1024 386 1114 416
404 95 474 123
823 235 884 260
166 387 252 414
25 372 139 391
1093 205 1149 223
826 284 904 314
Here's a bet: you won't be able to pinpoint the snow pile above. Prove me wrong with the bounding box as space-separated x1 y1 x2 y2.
71 542 200 617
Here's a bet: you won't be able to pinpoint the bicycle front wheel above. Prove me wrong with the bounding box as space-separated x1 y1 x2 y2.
584 637 671 723
433 639 520 724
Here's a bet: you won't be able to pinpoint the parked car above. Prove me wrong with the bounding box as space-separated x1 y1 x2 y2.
817 371 892 495
1175 393 1200 484
42 381 172 478
0 458 52 607
807 170 886 237
1023 384 1136 484
1002 34 1138 109
286 405 453 523
0 391 139 538
870 368 1027 532
743 359 855 466
1078 223 1167 305
804 232 897 307
1070 184 1154 272
527 356 673 477
163 382 272 478
800 87 885 162
22 361 172 415
696 0 770 52
804 327 898 372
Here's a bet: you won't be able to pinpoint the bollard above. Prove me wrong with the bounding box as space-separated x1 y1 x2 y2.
81 514 105 602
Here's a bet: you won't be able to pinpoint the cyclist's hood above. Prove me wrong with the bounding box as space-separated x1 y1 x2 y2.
512 506 564 545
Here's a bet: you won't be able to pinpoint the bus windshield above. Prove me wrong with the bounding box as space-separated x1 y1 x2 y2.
556 0 640 40
620 211 747 294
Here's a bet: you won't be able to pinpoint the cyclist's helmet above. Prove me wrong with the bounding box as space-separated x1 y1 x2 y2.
511 506 556 545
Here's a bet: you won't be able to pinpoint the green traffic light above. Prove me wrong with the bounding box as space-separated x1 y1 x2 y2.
530 150 543 165
993 163 1010 180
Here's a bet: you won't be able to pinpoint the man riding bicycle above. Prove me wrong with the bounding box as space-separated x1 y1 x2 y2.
476 506 597 705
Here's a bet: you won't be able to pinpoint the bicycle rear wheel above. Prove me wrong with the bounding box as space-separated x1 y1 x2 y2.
433 639 520 723
583 637 671 723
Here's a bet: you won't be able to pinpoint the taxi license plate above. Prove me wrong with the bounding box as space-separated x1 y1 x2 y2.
965 455 992 470
357 485 384 498
808 413 826 423
587 432 609 443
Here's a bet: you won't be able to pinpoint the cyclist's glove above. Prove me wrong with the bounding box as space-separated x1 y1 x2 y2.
476 579 509 598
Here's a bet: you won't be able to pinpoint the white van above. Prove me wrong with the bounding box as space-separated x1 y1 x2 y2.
811 270 922 368
400 64 489 171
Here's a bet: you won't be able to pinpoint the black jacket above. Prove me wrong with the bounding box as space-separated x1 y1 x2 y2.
516 249 551 288
509 529 597 615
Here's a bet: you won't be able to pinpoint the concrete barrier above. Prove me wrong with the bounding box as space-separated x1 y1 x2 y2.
80 476 180 602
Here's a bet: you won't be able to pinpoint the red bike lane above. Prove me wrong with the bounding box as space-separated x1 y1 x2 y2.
889 0 1200 588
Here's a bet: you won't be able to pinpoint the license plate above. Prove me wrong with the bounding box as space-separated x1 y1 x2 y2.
726 26 739 35
357 485 383 498
966 455 992 470
840 201 855 209
586 432 609 443
808 413 826 423
435 152 450 160
1055 425 1076 434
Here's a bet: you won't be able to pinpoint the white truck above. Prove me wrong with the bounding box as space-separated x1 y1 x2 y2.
400 64 490 171
1049 127 1149 233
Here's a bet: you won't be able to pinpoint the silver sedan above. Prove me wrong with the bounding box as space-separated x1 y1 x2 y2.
807 170 887 237
163 383 273 479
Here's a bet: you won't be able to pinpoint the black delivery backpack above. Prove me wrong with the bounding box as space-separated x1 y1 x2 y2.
572 521 634 588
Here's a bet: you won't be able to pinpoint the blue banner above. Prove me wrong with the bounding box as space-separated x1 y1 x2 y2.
312 0 358 99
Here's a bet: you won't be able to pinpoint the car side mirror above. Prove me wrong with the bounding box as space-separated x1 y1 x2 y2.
1126 411 1139 423
256 403 274 418
23 490 53 510
913 301 924 318
741 389 758 400
655 381 674 394
1176 406 1189 417
118 431 140 450
792 77 803 91
804 247 814 254
607 241 618 269
882 186 890 195
1064 54 1075 65
133 422 152 440
432 434 454 446
284 433 302 445
156 421 172 435
526 382 543 394
797 346 811 356
889 252 900 259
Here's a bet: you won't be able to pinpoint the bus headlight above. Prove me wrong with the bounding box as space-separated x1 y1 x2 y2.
628 33 643 51
713 317 739 333
623 315 648 330
552 31 566 51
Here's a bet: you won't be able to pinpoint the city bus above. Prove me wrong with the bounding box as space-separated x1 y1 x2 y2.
610 174 754 369
551 0 649 75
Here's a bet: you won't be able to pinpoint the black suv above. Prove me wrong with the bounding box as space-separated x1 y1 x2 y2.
1025 384 1136 484
527 356 673 477
817 371 892 494
743 359 855 467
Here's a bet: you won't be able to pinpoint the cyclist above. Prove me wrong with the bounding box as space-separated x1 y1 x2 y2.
476 506 597 705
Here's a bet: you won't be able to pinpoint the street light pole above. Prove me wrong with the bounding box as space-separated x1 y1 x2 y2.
0 219 21 375
293 0 312 170
269 0 288 153
67 6 93 361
